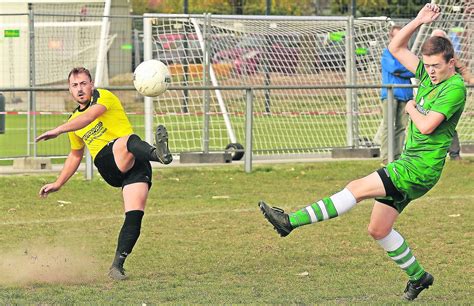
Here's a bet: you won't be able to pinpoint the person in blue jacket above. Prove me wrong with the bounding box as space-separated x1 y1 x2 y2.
378 25 415 164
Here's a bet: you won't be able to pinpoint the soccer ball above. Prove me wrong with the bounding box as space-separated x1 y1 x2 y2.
133 59 171 97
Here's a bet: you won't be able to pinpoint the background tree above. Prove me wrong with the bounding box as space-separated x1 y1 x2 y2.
131 0 427 17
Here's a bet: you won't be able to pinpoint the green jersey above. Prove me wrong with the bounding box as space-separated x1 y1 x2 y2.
378 60 466 212
402 60 466 171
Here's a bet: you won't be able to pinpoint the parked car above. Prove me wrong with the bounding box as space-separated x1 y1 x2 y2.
155 33 203 65
212 35 301 75
132 32 203 70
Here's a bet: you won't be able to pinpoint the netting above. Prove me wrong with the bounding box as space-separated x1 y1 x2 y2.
33 2 107 86
148 15 392 155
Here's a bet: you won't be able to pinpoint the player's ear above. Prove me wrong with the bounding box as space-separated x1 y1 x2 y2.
447 57 455 68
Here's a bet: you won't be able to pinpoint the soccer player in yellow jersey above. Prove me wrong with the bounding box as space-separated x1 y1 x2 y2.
36 67 172 280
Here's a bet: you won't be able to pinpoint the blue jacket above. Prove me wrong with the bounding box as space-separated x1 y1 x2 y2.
381 48 415 101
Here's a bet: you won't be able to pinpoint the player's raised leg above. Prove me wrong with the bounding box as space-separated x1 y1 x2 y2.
117 125 172 165
259 171 386 237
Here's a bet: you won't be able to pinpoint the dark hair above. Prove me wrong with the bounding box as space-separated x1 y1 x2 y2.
389 25 402 38
421 36 454 63
68 67 92 83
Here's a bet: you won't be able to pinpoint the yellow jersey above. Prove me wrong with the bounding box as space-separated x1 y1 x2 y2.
68 89 133 159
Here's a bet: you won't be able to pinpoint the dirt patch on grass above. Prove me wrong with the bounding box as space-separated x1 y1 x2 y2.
0 243 102 285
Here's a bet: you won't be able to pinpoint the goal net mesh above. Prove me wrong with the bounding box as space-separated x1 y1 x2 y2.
33 2 106 86
149 16 391 155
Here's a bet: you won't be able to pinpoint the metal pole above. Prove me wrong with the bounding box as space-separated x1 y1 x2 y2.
387 87 395 163
266 0 271 15
143 16 153 144
181 2 190 113
202 13 210 153
87 0 111 181
244 88 253 173
351 0 356 17
184 0 189 14
133 28 141 69
345 17 353 147
191 17 237 144
349 16 358 147
28 3 36 157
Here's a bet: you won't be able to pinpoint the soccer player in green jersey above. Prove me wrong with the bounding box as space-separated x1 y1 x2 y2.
259 3 466 301
36 67 173 280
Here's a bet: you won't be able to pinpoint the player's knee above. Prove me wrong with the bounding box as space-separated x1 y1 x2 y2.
125 134 140 151
345 180 363 202
367 223 391 240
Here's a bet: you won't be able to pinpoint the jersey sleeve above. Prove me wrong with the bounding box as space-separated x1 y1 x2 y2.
68 131 85 150
96 89 116 110
430 86 465 120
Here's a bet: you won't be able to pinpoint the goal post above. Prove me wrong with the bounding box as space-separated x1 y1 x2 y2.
142 14 394 157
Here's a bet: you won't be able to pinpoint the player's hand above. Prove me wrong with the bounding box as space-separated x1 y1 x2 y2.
416 3 441 24
36 128 61 142
405 100 416 114
39 183 60 198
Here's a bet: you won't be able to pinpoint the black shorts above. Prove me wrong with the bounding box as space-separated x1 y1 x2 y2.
94 140 152 189
375 167 403 210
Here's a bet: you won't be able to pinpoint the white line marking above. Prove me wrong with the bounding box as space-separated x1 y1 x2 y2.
0 208 255 226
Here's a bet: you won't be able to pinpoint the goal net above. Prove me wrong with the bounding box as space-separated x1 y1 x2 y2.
145 15 392 156
0 1 108 88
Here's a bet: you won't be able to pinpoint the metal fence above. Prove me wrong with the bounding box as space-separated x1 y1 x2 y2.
0 11 473 161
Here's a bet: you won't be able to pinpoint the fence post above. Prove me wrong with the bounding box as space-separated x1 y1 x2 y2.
202 13 211 153
244 88 253 173
350 16 359 148
387 87 395 163
345 16 355 147
28 4 37 157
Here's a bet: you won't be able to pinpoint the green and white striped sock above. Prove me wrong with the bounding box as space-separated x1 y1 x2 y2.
377 229 425 281
288 188 356 228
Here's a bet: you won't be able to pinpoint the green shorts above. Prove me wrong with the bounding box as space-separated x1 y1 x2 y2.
375 157 442 213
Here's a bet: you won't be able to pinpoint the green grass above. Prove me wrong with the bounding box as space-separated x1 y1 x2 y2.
0 111 379 158
0 159 473 303
0 114 147 158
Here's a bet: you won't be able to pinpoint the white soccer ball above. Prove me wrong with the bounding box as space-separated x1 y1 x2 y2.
133 59 171 97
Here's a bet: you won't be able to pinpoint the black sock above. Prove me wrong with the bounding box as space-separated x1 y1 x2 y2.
126 134 158 162
112 210 144 267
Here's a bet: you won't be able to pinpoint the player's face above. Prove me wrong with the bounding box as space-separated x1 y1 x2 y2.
422 54 455 85
68 73 94 106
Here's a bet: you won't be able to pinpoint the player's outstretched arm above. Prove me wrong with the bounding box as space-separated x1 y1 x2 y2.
36 104 106 142
39 148 84 198
389 3 441 74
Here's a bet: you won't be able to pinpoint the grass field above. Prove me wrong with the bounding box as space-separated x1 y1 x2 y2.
0 98 372 159
0 159 473 304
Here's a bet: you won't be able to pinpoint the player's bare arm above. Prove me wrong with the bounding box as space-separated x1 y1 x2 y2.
405 100 445 134
35 104 107 142
389 3 441 74
39 148 84 198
